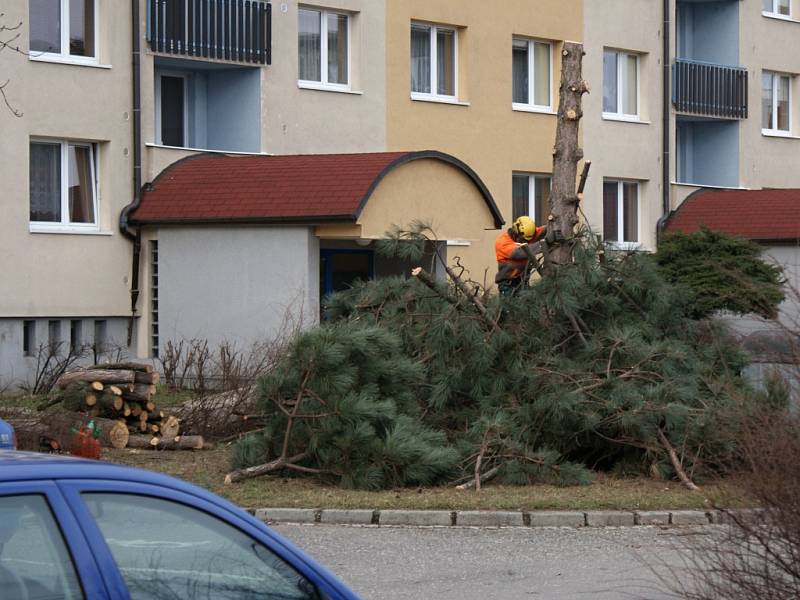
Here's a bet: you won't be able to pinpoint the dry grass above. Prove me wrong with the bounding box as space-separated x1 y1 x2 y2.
102 445 752 511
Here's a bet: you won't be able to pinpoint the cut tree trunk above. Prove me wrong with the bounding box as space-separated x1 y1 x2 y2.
19 414 130 449
126 434 206 450
549 41 590 268
57 369 136 388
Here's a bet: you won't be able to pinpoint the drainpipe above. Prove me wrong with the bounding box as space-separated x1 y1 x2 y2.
656 0 672 236
120 0 143 347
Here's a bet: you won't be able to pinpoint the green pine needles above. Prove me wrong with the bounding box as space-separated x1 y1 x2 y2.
231 233 777 490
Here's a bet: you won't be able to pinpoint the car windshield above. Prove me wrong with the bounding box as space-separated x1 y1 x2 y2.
83 493 321 600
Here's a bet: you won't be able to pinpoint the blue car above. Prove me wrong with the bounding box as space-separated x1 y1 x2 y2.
0 418 15 449
0 451 359 599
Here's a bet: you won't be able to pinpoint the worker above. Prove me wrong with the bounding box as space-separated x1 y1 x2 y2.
495 216 546 296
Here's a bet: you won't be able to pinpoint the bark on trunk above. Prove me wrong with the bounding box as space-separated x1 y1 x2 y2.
549 41 590 268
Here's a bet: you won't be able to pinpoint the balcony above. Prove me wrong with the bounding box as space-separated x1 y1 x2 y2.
148 0 271 65
672 59 748 119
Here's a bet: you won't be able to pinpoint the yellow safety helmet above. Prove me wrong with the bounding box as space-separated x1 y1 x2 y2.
512 216 536 241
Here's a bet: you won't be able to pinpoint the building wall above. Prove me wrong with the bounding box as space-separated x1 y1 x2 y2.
739 0 800 190
583 0 664 250
384 0 583 277
155 226 319 353
1 0 135 382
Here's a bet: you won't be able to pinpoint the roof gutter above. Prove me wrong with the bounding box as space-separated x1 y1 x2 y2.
657 0 672 236
120 0 142 346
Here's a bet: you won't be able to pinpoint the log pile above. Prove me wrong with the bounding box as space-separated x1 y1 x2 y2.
38 363 207 452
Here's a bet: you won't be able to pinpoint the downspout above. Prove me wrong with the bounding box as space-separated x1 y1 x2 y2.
656 0 672 236
120 0 143 347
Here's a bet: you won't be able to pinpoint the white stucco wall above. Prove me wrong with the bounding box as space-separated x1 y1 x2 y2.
156 226 320 353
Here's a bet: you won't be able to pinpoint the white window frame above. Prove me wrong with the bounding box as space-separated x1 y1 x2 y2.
154 71 190 147
29 138 99 234
29 0 99 66
513 172 552 221
762 70 793 136
298 7 351 91
410 22 459 103
512 38 553 113
603 49 641 121
603 179 641 248
762 0 792 19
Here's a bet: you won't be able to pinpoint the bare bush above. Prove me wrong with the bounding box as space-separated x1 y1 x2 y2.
21 342 90 395
665 410 800 600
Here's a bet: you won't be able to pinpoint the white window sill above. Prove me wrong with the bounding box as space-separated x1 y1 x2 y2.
512 104 556 115
298 82 362 95
29 55 110 69
762 129 800 139
671 181 748 190
605 241 642 251
762 11 798 23
30 225 111 235
410 93 470 107
602 114 649 124
146 143 270 155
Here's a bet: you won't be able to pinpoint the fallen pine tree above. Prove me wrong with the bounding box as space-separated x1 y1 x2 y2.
225 234 782 489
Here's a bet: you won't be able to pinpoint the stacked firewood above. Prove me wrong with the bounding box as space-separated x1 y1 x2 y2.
43 363 205 451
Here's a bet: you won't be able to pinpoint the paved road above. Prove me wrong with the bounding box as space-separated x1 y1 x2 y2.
274 523 706 600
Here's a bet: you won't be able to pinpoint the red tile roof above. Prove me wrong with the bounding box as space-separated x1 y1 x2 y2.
130 151 503 227
664 188 800 241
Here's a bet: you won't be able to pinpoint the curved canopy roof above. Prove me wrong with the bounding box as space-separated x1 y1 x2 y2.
130 150 503 228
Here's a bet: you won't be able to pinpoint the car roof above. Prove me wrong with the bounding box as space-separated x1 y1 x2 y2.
0 451 230 509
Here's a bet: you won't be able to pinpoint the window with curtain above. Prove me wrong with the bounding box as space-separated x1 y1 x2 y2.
512 38 551 109
512 173 552 226
30 0 95 59
763 0 791 16
603 180 639 244
603 49 639 118
411 23 457 99
762 71 792 133
299 7 349 87
30 140 97 229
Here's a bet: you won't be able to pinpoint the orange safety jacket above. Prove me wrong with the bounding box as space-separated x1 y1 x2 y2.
495 228 545 282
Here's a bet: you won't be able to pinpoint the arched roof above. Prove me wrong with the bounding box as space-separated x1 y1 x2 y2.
130 150 503 228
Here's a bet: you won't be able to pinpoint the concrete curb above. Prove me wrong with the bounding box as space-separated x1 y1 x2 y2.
249 508 717 529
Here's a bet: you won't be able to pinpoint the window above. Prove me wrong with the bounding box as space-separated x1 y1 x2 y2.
155 73 187 147
0 495 83 599
763 0 791 17
93 319 106 356
603 181 639 244
23 321 36 357
762 71 792 134
512 38 552 110
411 23 457 99
70 320 82 354
48 320 62 353
29 140 98 231
84 493 320 599
298 7 349 88
29 0 96 61
603 49 639 119
512 173 551 226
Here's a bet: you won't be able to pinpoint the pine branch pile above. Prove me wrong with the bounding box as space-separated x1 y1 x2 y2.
228 235 777 490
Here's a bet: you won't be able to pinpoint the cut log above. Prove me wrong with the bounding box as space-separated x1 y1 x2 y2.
134 371 160 385
57 369 136 388
150 424 159 434
129 403 142 417
91 381 104 392
17 414 130 449
159 415 180 440
85 394 98 407
126 434 206 450
122 402 132 417
92 362 154 373
107 385 123 396
138 421 148 433
139 411 149 423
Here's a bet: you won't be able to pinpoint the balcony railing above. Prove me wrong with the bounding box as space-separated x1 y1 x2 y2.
149 0 271 65
672 59 747 119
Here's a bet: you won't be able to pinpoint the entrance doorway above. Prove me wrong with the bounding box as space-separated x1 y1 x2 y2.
320 249 374 299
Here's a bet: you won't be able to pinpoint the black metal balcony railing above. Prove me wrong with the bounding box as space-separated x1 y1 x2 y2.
672 59 747 119
149 0 271 65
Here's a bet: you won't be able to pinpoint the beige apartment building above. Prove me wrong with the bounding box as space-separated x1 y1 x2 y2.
583 0 800 251
3 0 578 386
